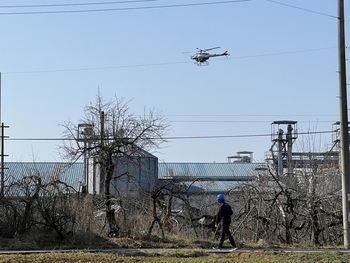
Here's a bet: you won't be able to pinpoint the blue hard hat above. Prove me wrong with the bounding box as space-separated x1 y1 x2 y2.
217 194 225 200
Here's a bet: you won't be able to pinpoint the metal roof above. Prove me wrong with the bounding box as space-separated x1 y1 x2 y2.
158 162 268 180
2 162 268 195
4 162 85 193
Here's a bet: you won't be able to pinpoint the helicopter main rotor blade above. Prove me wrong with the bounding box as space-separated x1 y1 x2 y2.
203 46 220 52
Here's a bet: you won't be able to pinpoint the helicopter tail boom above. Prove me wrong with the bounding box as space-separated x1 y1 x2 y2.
210 51 229 58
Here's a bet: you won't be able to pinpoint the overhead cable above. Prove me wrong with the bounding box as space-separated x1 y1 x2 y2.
170 120 336 123
165 114 338 117
4 130 334 141
267 0 338 19
0 0 251 15
2 47 336 75
0 0 157 9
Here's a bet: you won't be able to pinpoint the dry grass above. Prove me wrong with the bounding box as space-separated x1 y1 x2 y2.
1 229 349 263
1 251 350 263
0 229 212 251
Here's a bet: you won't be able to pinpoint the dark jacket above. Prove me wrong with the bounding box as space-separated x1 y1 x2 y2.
216 202 233 225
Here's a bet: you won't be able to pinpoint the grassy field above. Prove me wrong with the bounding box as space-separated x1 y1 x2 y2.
0 250 349 263
0 232 348 262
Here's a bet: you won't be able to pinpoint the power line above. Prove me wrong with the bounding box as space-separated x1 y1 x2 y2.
164 130 333 140
0 0 157 9
267 0 338 19
165 114 338 117
170 120 336 123
232 47 336 60
2 47 336 75
4 130 334 141
2 61 190 74
0 0 251 15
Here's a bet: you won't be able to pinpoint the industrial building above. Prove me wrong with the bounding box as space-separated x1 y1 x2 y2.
0 120 343 197
1 153 267 197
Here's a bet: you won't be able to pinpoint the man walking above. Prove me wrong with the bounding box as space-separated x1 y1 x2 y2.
213 194 237 250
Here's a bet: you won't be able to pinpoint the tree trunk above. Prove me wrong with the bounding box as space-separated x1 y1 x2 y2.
148 192 165 239
104 154 119 237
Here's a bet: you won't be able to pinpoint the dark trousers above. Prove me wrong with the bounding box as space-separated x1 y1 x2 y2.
219 223 236 248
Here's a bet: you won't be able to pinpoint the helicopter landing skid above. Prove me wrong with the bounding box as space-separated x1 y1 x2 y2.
195 61 209 66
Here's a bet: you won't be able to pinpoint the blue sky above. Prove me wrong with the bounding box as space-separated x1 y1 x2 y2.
0 0 345 163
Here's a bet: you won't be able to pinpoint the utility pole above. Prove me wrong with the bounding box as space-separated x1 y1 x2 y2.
0 74 7 198
100 111 105 147
0 123 8 198
0 73 2 197
0 72 2 125
338 0 350 249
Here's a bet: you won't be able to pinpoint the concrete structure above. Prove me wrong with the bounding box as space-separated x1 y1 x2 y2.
86 151 158 196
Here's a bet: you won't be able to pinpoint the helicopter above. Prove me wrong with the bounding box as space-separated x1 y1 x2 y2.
190 46 229 65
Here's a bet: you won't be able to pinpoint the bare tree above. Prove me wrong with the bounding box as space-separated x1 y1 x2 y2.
233 157 342 247
60 92 169 236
